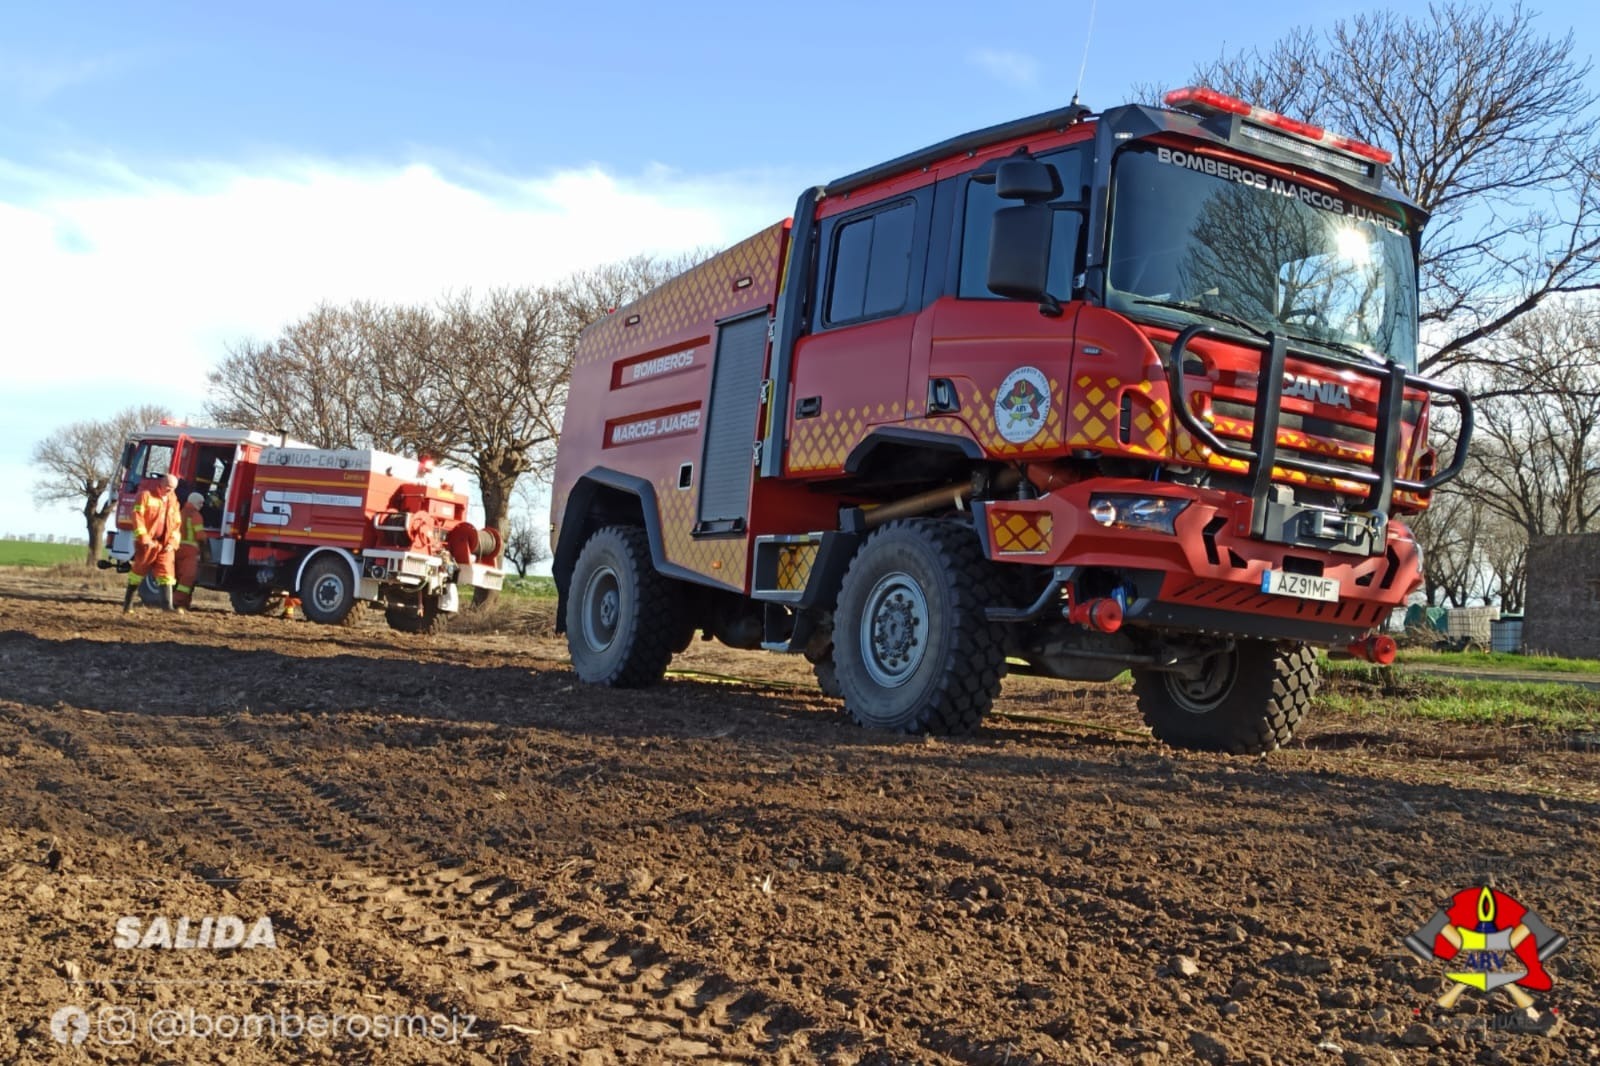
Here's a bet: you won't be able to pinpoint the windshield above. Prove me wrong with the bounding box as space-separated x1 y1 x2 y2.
1106 145 1419 369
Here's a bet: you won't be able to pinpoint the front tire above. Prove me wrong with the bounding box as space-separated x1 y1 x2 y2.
1133 640 1317 754
832 520 1004 734
299 556 359 626
566 526 676 688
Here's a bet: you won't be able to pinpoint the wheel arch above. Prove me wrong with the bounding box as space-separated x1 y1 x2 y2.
294 546 361 599
844 427 984 481
552 469 665 634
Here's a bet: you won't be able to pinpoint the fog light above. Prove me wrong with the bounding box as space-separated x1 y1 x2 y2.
1087 494 1190 535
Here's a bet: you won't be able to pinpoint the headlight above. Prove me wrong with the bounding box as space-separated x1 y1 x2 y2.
1087 494 1191 535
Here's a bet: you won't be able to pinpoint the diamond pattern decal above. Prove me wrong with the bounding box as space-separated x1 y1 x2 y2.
989 511 1053 555
775 542 819 591
654 479 745 591
578 224 787 368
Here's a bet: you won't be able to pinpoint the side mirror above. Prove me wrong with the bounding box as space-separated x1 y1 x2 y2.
996 159 1062 202
988 203 1057 309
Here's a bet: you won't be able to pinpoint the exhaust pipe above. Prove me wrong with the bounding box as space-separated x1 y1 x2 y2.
861 469 1023 530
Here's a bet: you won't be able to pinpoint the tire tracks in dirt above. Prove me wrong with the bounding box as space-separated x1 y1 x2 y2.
5 704 882 1063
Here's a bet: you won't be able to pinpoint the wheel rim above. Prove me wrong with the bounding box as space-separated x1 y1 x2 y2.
858 571 929 689
312 573 346 613
1163 648 1239 714
580 565 621 652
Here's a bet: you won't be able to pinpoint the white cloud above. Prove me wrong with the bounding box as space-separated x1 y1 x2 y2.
1 152 793 537
969 48 1040 89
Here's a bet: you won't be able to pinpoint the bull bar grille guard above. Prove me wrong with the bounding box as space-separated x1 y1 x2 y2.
1164 325 1473 536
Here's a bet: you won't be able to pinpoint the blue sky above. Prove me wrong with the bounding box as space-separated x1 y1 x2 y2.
5 0 1597 539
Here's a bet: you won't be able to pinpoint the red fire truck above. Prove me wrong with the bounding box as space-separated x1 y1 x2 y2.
105 424 503 631
550 88 1471 753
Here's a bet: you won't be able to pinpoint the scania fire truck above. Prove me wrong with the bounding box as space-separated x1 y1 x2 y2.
550 88 1471 753
106 424 503 631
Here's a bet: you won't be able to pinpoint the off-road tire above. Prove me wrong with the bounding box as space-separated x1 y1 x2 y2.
1133 640 1316 754
385 596 447 635
566 526 676 688
229 589 284 616
810 647 843 700
298 556 359 626
137 574 164 607
832 519 1005 734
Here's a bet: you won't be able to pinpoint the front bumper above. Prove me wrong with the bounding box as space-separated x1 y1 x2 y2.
977 479 1419 646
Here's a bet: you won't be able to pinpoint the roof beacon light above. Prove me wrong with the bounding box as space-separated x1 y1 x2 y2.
1163 86 1393 167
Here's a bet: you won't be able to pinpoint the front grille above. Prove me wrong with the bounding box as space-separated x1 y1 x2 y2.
1212 400 1378 481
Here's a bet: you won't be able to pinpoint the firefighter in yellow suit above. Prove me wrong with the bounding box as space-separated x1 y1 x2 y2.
124 474 181 613
173 492 211 612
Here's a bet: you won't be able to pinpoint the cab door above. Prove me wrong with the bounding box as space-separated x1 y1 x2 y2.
917 143 1092 458
785 189 932 477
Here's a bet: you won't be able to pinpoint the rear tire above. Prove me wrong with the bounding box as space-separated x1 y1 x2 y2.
1133 640 1317 754
229 589 284 616
566 526 676 688
832 519 1004 734
385 595 446 635
299 556 359 626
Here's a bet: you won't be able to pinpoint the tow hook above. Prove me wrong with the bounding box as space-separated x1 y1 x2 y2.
1346 635 1397 665
1066 597 1123 634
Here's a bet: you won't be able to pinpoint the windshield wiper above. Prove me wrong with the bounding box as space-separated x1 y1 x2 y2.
1128 298 1268 339
1281 332 1386 366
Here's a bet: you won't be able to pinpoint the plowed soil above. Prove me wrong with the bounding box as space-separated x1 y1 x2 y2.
1 569 1597 1065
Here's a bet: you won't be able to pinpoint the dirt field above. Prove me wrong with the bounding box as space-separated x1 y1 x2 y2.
1 569 1597 1065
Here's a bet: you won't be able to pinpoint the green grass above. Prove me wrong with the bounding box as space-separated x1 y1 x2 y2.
501 574 557 598
0 539 86 567
1319 664 1600 732
1392 648 1600 675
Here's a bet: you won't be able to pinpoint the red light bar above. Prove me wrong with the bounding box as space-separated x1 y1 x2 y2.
1164 86 1249 117
1163 85 1393 167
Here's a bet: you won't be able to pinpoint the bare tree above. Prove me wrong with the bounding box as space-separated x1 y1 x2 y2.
1408 487 1484 607
502 513 550 578
1412 299 1600 607
206 303 399 450
203 254 700 605
1462 301 1600 536
1187 3 1600 374
31 404 171 564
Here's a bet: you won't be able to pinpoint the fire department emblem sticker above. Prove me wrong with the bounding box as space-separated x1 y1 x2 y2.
996 366 1051 444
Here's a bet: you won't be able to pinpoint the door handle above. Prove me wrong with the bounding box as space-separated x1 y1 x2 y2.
796 396 822 419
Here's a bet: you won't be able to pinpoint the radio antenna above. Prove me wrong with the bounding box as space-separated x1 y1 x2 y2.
1071 0 1099 107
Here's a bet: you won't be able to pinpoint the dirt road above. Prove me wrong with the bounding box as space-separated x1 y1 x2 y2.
1 570 1597 1064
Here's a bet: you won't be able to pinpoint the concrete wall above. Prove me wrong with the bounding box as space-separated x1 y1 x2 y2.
1523 533 1600 660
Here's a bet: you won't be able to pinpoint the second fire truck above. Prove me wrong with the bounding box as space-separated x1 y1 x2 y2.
106 424 503 631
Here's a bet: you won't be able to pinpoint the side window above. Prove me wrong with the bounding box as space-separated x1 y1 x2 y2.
144 444 174 479
825 200 916 326
958 146 1088 299
128 443 174 486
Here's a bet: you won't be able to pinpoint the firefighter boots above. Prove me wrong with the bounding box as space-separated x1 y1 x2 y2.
122 585 136 614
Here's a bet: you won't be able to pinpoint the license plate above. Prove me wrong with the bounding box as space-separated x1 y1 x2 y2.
1261 569 1339 603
